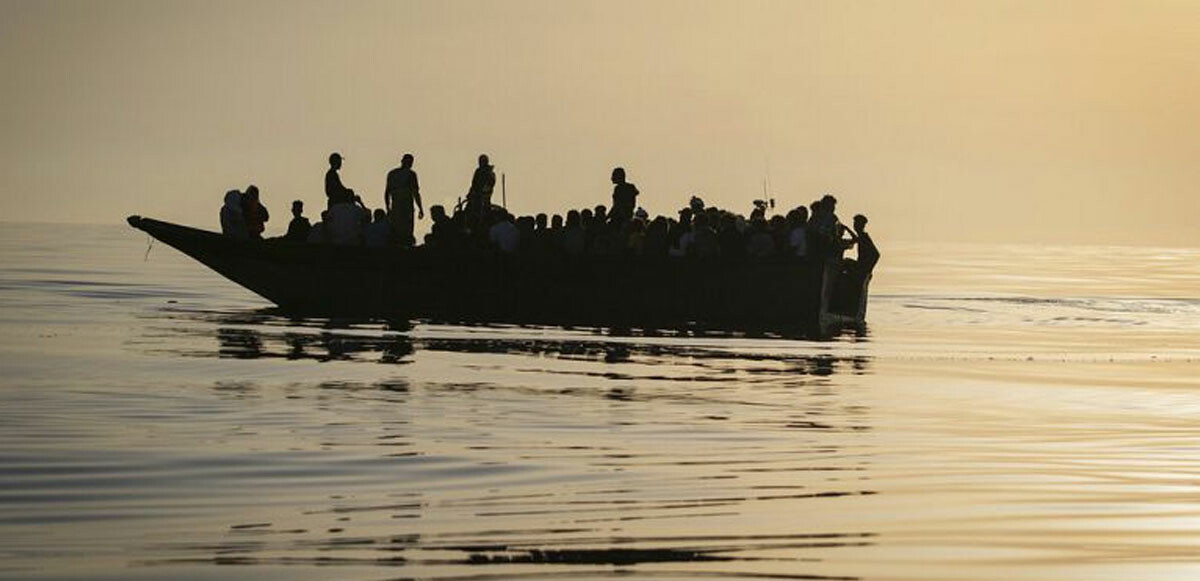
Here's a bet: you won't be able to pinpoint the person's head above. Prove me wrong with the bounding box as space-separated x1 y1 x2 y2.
320 210 329 222
611 167 625 184
821 194 838 211
594 205 607 221
551 214 564 229
535 213 548 230
678 207 693 225
853 214 868 233
689 196 705 212
430 204 447 222
809 200 821 217
292 200 304 217
401 153 414 168
245 185 259 201
566 210 580 227
478 154 490 168
329 152 343 169
581 208 594 223
796 206 809 224
373 209 387 223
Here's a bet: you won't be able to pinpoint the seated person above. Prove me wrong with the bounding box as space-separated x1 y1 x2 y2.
220 190 247 239
327 200 363 245
488 210 520 255
241 185 269 239
365 209 391 248
306 211 329 244
285 200 311 242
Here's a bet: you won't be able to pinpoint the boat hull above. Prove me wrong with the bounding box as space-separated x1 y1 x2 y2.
127 216 869 330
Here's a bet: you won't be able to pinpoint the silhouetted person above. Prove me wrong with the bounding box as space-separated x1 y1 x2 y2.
467 154 496 217
718 213 744 260
241 185 269 239
285 200 311 242
328 196 363 245
643 217 670 259
365 208 391 248
325 152 354 209
691 213 720 259
220 190 247 239
307 210 329 244
851 214 880 273
745 216 775 259
488 209 519 254
425 204 456 248
385 153 423 247
787 206 808 258
561 210 586 256
610 167 639 223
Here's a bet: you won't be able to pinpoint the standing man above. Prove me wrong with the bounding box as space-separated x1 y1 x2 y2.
385 153 423 247
325 152 354 209
610 167 639 224
467 154 495 217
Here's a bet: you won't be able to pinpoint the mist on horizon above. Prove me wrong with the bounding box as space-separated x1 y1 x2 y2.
3 0 1198 247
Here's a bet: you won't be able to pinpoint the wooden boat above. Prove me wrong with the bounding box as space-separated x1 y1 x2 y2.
127 216 871 331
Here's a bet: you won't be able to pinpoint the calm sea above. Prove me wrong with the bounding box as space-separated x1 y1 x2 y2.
2 222 1199 581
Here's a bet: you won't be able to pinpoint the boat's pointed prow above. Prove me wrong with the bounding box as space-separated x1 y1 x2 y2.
127 215 143 230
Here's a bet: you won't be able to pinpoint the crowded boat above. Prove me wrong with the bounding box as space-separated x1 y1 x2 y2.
217 152 880 277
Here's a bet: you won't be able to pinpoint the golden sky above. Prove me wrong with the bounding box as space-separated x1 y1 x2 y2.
2 0 1198 246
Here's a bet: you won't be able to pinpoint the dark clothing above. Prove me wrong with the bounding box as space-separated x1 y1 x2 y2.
386 166 420 246
385 167 420 210
611 182 639 222
856 231 880 272
468 165 495 213
242 198 269 239
285 217 311 242
718 228 745 261
325 168 352 208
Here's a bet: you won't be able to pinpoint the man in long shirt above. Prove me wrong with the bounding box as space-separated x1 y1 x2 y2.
385 153 424 247
325 152 354 209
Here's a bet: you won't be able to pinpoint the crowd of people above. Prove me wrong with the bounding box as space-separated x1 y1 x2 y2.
219 152 880 273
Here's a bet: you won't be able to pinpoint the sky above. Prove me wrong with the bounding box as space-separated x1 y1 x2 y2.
2 0 1198 246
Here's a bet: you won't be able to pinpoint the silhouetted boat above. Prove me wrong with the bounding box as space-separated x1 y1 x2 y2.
127 216 871 331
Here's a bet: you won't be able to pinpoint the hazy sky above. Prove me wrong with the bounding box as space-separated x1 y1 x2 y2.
3 0 1198 246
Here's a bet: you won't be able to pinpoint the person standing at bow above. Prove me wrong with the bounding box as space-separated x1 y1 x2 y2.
466 154 495 218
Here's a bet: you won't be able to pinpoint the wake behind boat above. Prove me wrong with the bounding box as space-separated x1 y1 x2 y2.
127 215 871 331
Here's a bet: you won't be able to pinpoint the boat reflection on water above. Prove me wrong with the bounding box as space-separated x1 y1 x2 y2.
151 307 871 373
128 307 880 579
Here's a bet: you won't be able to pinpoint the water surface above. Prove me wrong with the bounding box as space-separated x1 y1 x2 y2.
2 223 1199 580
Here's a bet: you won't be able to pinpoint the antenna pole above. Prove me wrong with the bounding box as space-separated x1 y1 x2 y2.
502 173 507 210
